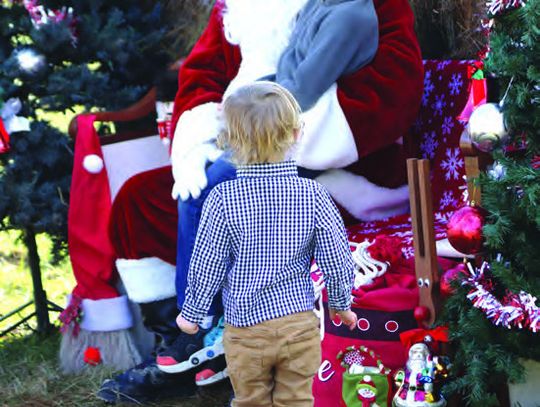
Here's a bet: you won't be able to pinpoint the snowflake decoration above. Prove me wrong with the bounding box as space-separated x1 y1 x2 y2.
343 349 366 367
439 190 457 210
432 94 447 116
441 148 464 180
402 246 414 259
435 211 453 224
442 116 454 135
449 73 463 96
422 70 434 106
421 131 439 159
437 60 451 71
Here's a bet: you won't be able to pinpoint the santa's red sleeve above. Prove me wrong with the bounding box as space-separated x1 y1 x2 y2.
171 0 241 132
337 0 423 158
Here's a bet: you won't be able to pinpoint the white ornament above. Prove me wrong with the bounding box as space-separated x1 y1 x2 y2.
16 48 46 74
83 154 104 174
468 103 509 152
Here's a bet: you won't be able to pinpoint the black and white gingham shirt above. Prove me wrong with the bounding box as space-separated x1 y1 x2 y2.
181 161 354 327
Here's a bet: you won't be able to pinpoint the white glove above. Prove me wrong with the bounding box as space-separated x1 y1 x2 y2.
171 102 223 160
171 143 224 201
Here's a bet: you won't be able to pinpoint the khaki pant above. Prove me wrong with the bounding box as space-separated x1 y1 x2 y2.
223 311 321 407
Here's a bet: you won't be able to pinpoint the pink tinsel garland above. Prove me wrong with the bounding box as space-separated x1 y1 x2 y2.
486 0 527 16
463 262 540 333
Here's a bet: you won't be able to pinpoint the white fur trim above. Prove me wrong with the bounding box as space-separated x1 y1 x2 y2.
294 84 358 170
79 295 134 332
116 257 176 303
316 169 410 221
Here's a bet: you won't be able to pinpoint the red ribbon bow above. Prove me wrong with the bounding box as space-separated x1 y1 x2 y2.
399 326 449 351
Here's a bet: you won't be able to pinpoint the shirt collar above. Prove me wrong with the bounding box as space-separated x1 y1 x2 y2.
236 161 298 178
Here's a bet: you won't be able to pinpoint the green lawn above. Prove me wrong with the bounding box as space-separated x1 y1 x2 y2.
0 231 231 406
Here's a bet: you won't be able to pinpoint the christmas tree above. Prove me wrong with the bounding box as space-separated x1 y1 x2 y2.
0 0 201 332
443 0 540 405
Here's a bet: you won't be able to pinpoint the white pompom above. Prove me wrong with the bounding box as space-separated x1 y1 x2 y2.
161 137 171 146
83 154 104 174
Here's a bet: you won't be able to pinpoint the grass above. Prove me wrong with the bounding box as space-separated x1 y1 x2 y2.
0 231 232 406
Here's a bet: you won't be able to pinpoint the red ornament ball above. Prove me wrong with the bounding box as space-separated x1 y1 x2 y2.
440 263 467 297
446 206 486 255
83 346 102 366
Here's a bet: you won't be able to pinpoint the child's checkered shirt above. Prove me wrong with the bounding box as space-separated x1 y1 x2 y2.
181 160 354 327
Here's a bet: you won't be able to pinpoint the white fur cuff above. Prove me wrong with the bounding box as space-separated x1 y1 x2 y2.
295 84 358 170
79 295 133 332
116 257 176 304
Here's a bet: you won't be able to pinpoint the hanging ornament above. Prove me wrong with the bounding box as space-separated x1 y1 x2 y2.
487 161 506 180
468 103 509 152
15 48 47 76
446 205 486 255
0 97 30 154
440 263 467 297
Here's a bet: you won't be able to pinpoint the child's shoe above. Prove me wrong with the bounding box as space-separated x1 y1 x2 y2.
156 329 208 373
187 316 225 367
195 355 228 386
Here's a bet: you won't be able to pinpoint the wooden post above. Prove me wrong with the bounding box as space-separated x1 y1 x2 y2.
23 228 51 334
407 158 440 327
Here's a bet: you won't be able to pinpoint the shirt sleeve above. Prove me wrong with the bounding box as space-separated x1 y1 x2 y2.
278 1 378 111
314 184 355 311
181 187 230 324
171 0 241 134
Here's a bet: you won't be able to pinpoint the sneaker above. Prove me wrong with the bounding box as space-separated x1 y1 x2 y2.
187 316 225 368
195 354 228 386
96 358 197 404
156 327 212 373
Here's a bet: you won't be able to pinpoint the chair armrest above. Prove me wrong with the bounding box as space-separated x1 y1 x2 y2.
68 87 157 144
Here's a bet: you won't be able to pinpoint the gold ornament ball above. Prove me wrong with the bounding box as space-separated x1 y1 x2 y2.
468 103 509 152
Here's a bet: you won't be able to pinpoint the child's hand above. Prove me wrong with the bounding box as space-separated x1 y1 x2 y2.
176 314 199 334
329 308 357 331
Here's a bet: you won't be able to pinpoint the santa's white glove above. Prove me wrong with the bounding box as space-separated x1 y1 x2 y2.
171 102 223 160
171 143 224 201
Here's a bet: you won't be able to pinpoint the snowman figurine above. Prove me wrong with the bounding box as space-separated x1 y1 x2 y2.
357 376 379 407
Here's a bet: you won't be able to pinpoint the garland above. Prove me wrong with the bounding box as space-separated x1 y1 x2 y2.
462 261 540 332
486 0 527 16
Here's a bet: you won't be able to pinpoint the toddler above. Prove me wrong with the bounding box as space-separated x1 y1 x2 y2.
177 82 357 406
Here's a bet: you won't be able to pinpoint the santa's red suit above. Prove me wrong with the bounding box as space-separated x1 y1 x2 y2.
111 0 423 345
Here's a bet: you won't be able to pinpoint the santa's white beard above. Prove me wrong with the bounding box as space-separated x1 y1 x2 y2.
221 0 308 97
408 360 426 372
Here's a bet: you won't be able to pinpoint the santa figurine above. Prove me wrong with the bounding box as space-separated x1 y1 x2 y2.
94 0 423 403
393 343 448 407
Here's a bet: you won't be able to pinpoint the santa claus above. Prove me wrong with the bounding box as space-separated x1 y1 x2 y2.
97 0 423 403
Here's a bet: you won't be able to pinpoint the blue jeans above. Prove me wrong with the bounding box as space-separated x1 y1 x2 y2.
176 156 236 314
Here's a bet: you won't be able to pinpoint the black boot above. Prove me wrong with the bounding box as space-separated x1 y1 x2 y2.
96 297 197 404
139 297 181 349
